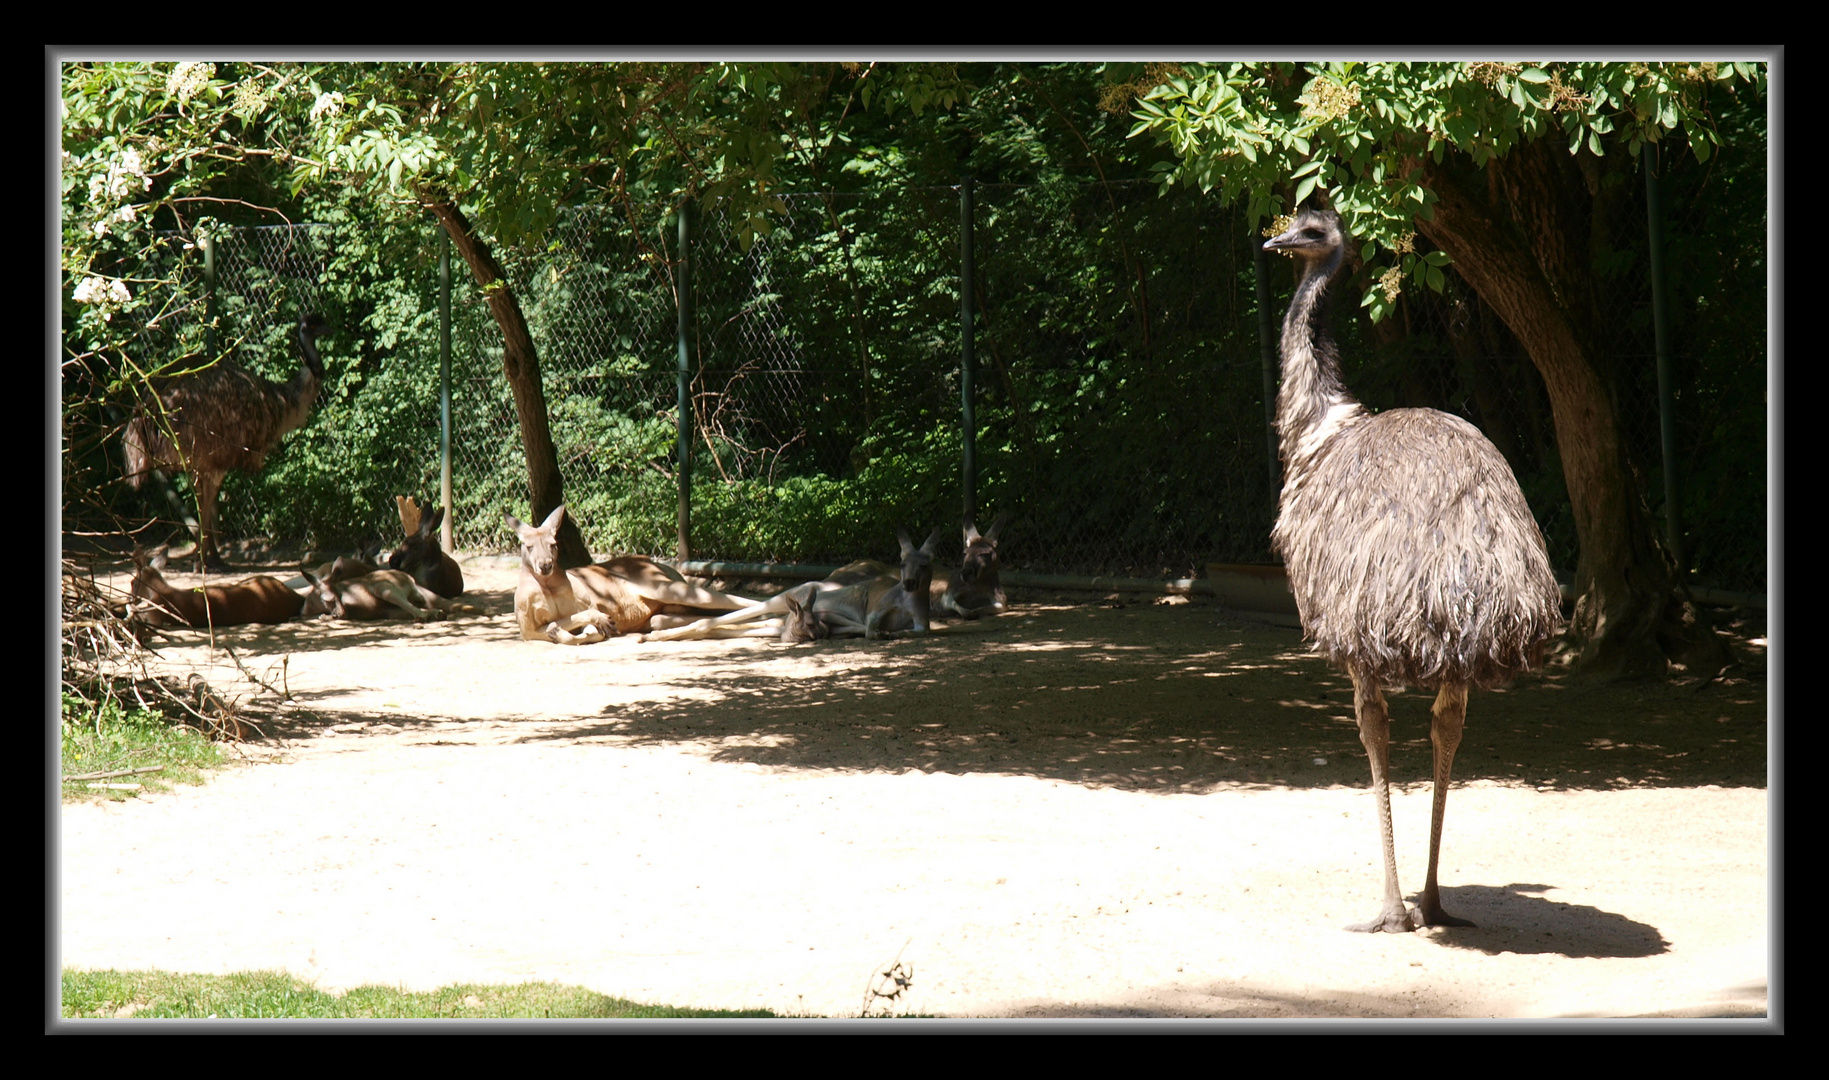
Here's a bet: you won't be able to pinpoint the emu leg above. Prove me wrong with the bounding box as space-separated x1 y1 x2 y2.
1347 667 1417 932
192 470 231 572
1418 681 1475 928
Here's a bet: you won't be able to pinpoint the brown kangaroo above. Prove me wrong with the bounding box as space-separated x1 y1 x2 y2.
127 549 303 628
387 496 464 599
938 515 1007 620
507 504 761 645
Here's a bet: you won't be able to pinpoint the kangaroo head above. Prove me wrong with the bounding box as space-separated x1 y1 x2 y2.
959 516 1004 584
299 569 340 619
896 527 942 595
779 591 830 644
506 504 566 578
127 548 169 607
389 506 444 571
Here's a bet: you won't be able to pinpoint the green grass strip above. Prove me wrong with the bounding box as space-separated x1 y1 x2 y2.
62 969 783 1019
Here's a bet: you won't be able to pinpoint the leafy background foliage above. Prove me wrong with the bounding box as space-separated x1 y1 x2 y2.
64 61 1766 592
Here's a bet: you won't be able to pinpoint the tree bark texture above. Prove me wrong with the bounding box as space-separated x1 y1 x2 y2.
1412 146 1728 678
426 199 594 570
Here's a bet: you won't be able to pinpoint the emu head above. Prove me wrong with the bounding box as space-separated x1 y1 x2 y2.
506 504 566 578
1263 207 1346 267
296 314 330 378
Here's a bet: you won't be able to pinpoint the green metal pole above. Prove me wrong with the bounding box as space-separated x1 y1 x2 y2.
1645 143 1683 571
960 175 977 525
440 228 454 553
676 200 693 564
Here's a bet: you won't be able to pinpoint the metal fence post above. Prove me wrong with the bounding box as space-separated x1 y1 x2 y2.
960 175 977 525
1645 143 1683 572
676 199 694 564
440 227 454 553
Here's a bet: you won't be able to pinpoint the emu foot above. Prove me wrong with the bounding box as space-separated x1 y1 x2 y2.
1416 898 1475 929
1346 906 1423 934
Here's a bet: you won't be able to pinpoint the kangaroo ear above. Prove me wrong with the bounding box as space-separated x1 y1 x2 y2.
896 529 914 557
984 512 1007 542
963 519 980 544
503 512 525 534
921 527 942 555
424 506 444 535
540 504 567 532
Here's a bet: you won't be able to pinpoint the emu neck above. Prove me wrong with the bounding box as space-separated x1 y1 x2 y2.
1276 248 1360 472
297 325 326 379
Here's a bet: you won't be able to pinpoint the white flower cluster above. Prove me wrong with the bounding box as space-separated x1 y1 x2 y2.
1378 266 1404 303
232 79 270 120
84 147 153 237
87 147 152 203
72 276 132 307
166 62 215 103
310 91 346 122
91 203 140 238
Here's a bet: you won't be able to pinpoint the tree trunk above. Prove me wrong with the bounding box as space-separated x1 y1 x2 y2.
1413 153 1729 679
425 199 593 569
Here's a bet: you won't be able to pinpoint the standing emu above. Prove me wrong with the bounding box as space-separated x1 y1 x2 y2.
1264 207 1560 933
122 315 328 572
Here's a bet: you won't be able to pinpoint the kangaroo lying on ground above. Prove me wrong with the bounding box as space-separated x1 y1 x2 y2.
128 548 304 628
299 562 465 621
643 528 940 643
508 504 762 644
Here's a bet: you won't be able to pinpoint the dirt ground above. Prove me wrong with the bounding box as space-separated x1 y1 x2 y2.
58 554 1772 1021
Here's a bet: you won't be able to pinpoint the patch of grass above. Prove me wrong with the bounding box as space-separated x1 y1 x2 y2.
60 969 784 1019
60 694 229 803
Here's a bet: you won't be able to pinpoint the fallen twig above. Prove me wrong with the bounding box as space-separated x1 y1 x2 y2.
64 765 166 782
226 645 293 701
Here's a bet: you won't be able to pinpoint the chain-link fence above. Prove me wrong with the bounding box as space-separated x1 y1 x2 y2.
100 164 1765 594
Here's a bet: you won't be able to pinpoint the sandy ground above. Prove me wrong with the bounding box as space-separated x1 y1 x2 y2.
59 557 1772 1021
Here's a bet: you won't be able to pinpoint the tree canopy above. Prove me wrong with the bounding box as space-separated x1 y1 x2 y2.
1127 60 1765 319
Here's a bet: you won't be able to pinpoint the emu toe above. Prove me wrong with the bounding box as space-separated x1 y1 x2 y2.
1416 900 1476 929
1347 907 1423 934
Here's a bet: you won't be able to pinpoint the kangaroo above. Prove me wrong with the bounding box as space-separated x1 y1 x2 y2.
299 566 457 622
937 515 1007 619
508 504 762 644
645 528 941 643
127 548 304 628
387 496 464 599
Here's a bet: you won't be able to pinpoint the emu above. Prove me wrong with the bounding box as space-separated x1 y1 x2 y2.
122 315 329 572
1264 207 1560 933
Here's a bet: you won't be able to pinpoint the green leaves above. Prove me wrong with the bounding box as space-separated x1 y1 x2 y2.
1125 59 1765 271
